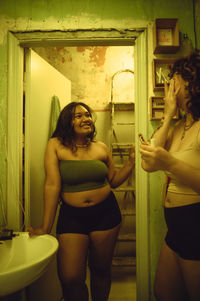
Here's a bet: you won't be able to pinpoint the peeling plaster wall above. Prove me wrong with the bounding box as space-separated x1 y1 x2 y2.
32 46 134 147
0 0 198 300
33 46 134 109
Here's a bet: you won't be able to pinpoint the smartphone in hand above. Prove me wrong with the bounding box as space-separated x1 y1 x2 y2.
138 133 146 143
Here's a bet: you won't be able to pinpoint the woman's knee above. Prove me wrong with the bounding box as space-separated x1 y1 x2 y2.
59 270 86 288
59 272 89 301
89 262 111 278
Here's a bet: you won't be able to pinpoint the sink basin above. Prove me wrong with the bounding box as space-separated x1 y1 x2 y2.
0 232 59 296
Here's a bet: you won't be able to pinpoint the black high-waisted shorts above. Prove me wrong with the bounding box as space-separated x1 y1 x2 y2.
164 202 200 260
56 191 122 235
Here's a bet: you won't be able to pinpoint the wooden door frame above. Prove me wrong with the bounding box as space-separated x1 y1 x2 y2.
7 29 149 301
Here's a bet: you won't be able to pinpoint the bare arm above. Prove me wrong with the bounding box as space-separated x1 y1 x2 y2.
27 138 61 236
152 79 179 148
140 144 200 194
106 144 135 188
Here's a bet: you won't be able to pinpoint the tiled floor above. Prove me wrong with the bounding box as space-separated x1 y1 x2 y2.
0 268 136 301
86 266 136 301
109 267 136 301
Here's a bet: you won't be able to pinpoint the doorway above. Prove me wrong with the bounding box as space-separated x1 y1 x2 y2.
28 45 135 301
7 29 149 301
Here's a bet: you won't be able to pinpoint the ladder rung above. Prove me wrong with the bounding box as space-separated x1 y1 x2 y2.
114 122 135 125
110 101 135 105
114 164 134 169
112 256 136 267
118 233 136 241
113 187 135 192
112 153 130 156
112 143 133 147
112 150 130 152
114 164 123 168
121 209 136 215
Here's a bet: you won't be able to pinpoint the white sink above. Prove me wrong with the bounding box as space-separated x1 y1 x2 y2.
0 232 59 296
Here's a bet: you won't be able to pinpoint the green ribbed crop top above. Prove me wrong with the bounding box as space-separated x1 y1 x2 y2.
59 160 109 192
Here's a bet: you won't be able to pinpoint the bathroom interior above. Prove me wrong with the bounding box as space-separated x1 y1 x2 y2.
0 1 199 301
29 44 136 301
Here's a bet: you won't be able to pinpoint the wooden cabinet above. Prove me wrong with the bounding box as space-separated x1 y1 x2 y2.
153 18 180 54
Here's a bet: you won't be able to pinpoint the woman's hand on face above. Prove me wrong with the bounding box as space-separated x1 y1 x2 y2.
139 143 174 172
164 79 179 118
26 226 48 237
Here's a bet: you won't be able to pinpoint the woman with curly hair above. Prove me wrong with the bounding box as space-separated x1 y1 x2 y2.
27 102 135 301
140 50 200 301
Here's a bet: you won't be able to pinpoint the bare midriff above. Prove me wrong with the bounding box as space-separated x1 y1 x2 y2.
164 191 200 208
61 184 111 207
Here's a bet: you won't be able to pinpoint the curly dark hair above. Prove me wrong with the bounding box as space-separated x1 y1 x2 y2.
169 50 200 120
52 102 97 150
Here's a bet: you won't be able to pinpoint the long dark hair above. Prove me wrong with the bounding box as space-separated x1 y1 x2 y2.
169 50 200 120
52 102 96 150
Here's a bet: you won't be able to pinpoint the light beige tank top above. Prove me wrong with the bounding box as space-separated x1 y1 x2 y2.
165 135 200 195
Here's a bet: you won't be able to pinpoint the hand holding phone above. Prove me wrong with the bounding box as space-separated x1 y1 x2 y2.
138 133 146 143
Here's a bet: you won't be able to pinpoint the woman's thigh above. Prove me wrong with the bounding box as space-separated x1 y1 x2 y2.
154 240 188 301
88 223 121 270
179 258 200 301
57 233 89 282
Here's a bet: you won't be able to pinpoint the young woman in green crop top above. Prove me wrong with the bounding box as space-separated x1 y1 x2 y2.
140 51 200 301
27 101 135 301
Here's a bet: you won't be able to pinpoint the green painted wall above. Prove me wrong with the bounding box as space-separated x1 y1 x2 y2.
0 0 199 300
195 0 200 50
0 0 195 24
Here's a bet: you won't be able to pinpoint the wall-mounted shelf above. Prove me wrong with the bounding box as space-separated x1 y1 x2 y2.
150 96 179 120
153 18 180 54
153 58 176 91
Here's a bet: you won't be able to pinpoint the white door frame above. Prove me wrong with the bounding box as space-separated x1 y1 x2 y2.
135 30 150 301
7 32 24 230
7 29 149 301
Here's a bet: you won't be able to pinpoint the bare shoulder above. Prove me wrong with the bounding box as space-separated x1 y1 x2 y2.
91 141 111 163
46 137 62 151
47 137 61 147
93 140 108 148
45 138 62 159
93 140 109 152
